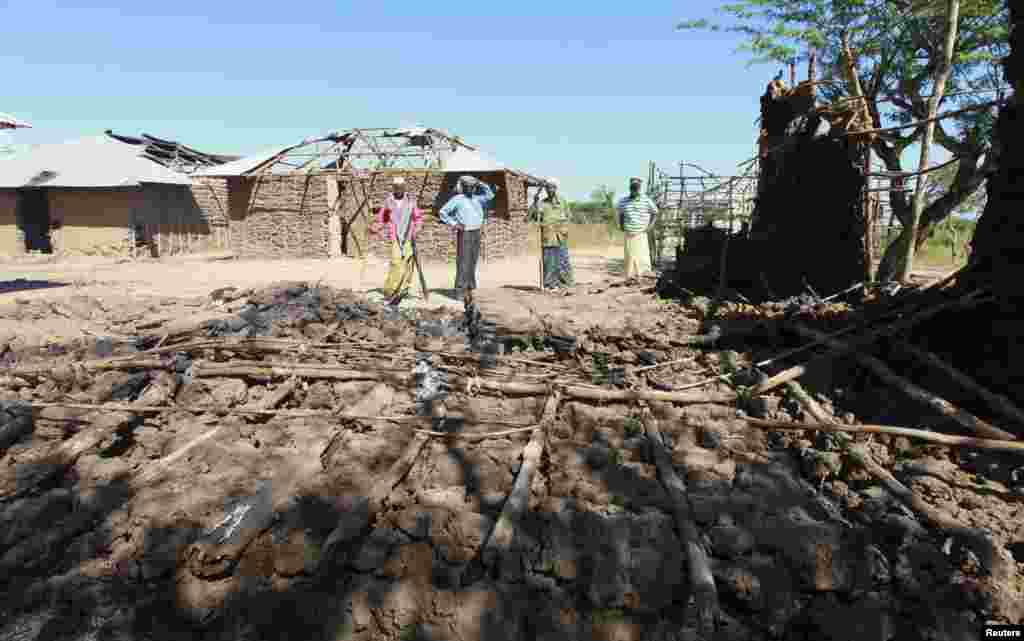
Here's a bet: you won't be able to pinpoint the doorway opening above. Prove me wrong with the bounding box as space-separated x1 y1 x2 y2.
17 189 53 253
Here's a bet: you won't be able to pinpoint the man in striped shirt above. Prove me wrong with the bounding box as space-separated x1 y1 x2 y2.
616 177 658 280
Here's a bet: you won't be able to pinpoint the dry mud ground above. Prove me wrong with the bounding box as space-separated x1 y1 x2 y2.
0 254 1019 641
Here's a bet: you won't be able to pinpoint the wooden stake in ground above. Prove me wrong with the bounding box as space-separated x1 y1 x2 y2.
790 323 1017 441
643 414 718 636
481 389 561 571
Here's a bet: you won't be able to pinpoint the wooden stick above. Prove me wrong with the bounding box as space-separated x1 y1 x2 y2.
745 417 1024 454
482 389 561 568
914 264 964 293
790 323 1017 441
749 289 989 396
192 363 401 383
256 377 297 410
633 356 697 374
661 289 978 395
845 444 1002 573
894 340 1024 433
21 401 529 428
465 377 737 404
643 413 718 635
413 424 542 440
134 418 223 485
320 430 432 565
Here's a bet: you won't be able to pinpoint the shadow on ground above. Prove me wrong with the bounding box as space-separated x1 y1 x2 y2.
0 279 69 295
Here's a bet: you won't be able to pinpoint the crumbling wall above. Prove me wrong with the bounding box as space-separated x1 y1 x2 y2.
190 177 231 250
747 83 868 299
663 82 868 301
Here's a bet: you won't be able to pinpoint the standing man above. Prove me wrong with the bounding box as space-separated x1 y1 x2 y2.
438 175 497 306
616 176 659 282
531 178 575 289
371 176 423 300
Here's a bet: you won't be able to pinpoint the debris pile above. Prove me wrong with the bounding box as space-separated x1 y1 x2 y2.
0 279 1021 640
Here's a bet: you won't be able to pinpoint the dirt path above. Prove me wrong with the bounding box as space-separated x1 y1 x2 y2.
0 249 623 301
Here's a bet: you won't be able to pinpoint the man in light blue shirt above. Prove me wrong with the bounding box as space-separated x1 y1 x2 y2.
438 175 498 306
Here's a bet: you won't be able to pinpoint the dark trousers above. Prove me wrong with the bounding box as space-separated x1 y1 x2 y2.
455 229 482 295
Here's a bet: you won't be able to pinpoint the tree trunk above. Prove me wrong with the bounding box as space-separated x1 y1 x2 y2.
896 0 961 281
876 150 992 282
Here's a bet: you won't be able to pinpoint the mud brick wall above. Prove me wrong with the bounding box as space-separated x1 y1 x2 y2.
352 170 530 263
135 185 212 258
481 172 530 262
341 171 446 261
232 175 330 258
211 169 532 261
190 177 231 249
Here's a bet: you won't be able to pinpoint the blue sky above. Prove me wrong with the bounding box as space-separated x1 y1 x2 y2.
1 0 779 200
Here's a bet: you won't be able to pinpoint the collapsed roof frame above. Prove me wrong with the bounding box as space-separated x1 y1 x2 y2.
105 130 238 174
231 127 548 186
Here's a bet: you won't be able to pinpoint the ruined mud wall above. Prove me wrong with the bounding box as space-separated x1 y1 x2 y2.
191 177 231 250
748 85 868 298
204 170 531 262
346 170 530 263
664 84 868 301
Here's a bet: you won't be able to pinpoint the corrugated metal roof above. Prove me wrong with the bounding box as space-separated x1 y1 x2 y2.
0 135 192 188
192 144 297 177
438 146 505 172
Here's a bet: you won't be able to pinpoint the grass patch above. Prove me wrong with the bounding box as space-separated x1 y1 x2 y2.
608 447 624 466
591 608 625 624
591 352 611 385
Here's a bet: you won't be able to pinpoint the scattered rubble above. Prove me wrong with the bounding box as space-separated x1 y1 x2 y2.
0 278 1020 640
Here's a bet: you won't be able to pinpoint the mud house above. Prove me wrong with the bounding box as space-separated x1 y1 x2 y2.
192 127 546 262
0 132 236 257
